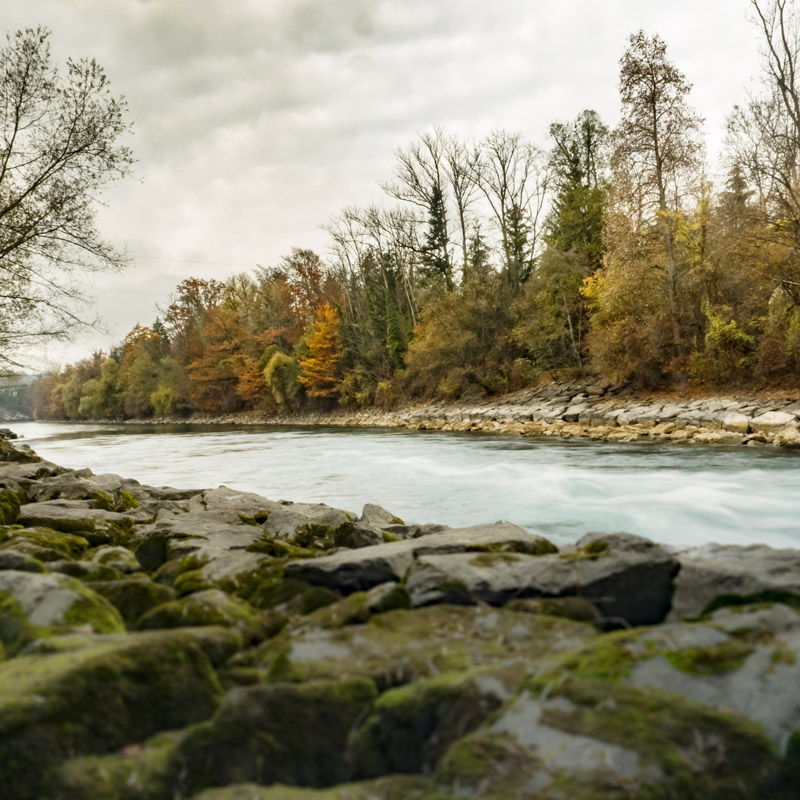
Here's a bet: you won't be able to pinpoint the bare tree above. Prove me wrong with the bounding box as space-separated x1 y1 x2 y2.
0 27 133 371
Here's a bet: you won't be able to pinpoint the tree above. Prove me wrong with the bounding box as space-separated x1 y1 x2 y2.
613 31 703 351
299 303 343 400
0 27 133 371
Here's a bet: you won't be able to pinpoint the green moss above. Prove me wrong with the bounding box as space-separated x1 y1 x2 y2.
382 531 401 543
538 630 645 683
770 642 797 666
467 551 521 568
0 526 89 559
246 538 317 559
465 538 558 557
247 576 341 615
664 639 755 675
60 582 126 634
560 539 610 560
83 490 116 512
173 568 213 595
0 490 21 525
436 732 537 789
0 590 37 655
506 596 602 624
90 578 178 627
293 523 336 550
118 490 140 510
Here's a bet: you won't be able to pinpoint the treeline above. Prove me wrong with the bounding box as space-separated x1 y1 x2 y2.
34 15 800 420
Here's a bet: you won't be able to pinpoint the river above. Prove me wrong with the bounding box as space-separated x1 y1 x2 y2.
9 421 800 551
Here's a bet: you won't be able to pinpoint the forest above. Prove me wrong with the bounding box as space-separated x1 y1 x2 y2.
33 15 800 421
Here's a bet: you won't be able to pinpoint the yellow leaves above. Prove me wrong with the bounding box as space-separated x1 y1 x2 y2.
298 303 343 399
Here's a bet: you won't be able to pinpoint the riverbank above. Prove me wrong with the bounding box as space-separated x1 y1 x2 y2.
121 380 800 449
1 432 799 798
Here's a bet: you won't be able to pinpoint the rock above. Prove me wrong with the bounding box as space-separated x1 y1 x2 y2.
333 522 385 549
359 502 403 526
136 588 275 643
438 667 788 798
406 533 678 627
350 661 526 777
0 628 224 800
50 678 378 798
0 570 125 651
284 522 557 594
16 500 134 545
90 577 177 626
0 439 41 464
751 410 799 435
0 549 45 573
0 526 89 560
669 543 800 620
186 777 431 799
301 582 411 628
776 427 800 448
245 605 594 689
721 411 751 434
88 544 142 573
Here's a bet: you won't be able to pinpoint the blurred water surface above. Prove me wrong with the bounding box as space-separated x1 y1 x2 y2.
11 421 800 550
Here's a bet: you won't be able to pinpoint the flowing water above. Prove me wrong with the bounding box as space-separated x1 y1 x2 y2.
10 421 800 550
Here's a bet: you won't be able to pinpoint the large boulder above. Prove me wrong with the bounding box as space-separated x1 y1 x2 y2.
16 499 135 545
406 532 677 626
669 543 800 620
245 604 594 689
0 628 225 800
283 522 557 594
751 410 798 435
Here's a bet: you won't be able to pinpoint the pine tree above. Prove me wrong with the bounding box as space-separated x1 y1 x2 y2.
299 304 343 399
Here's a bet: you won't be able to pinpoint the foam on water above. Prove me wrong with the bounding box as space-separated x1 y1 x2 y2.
10 421 800 550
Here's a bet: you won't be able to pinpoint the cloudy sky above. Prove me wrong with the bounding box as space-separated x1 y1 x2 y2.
5 0 764 368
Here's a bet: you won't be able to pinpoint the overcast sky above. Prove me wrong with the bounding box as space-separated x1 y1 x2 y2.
4 0 764 368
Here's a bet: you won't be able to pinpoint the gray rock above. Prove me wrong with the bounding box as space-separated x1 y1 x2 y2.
0 549 45 573
406 532 677 626
359 503 403 526
750 410 798 434
720 411 750 434
334 523 384 549
284 522 557 594
669 543 800 620
16 499 135 544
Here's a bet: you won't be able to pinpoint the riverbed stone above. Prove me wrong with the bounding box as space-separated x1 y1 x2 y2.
406 532 677 626
0 548 45 573
283 522 557 594
16 499 135 545
0 525 89 560
360 502 404 526
669 543 800 620
721 411 751 433
90 577 177 626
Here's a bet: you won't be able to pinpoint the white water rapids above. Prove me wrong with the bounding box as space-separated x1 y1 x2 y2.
11 421 800 550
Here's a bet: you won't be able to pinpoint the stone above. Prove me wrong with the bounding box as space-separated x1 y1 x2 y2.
136 588 275 643
669 543 800 620
90 577 177 626
333 522 385 549
406 532 677 627
16 500 134 546
186 777 432 799
721 411 751 434
751 410 799 435
359 502 403 526
245 605 593 689
0 569 125 651
0 629 225 800
0 549 45 573
0 526 89 560
88 544 142 573
776 427 800 448
283 522 557 594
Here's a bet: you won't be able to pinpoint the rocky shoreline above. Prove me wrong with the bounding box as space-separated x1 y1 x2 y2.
122 380 800 449
1 431 799 798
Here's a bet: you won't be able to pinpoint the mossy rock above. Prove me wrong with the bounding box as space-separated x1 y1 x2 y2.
245 605 595 690
303 583 411 629
16 501 134 546
136 589 280 644
189 776 433 799
0 525 89 560
0 549 45 573
86 544 142 574
0 629 223 800
0 488 22 525
435 676 792 799
49 678 379 798
350 661 527 777
49 559 123 581
507 596 603 625
247 575 341 615
0 571 125 653
91 577 178 626
0 440 41 464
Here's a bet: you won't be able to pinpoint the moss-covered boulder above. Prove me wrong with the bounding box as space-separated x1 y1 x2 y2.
0 570 125 652
244 605 595 689
434 677 792 799
0 525 90 560
48 678 378 799
136 588 277 643
350 661 527 777
0 439 41 464
189 776 432 799
0 549 45 573
91 577 177 626
88 544 143 574
302 582 411 629
247 575 341 616
0 487 22 524
0 629 224 800
16 499 134 545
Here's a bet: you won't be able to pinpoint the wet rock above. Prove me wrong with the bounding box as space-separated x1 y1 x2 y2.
406 532 677 627
669 543 800 620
